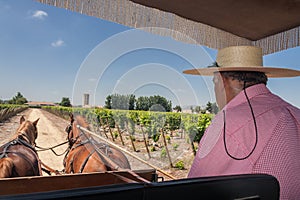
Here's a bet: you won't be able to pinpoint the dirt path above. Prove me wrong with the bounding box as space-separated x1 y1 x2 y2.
0 108 69 175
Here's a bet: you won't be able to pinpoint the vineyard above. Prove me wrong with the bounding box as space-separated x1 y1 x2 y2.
42 106 213 172
0 104 28 123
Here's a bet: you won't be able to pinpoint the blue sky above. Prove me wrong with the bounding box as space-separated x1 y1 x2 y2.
1 0 300 109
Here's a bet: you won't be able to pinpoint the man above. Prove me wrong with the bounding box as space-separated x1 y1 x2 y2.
183 46 300 200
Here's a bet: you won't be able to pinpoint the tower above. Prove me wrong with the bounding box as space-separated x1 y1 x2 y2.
83 93 89 106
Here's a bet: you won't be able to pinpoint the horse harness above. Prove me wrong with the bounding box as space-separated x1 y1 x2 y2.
0 133 40 176
65 126 117 173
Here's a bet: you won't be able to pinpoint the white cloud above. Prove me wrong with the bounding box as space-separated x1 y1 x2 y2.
88 78 97 82
31 10 48 20
51 39 65 47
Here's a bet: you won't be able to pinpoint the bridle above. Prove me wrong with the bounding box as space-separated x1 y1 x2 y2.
65 122 85 148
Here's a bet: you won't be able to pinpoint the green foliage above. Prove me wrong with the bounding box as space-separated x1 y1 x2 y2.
150 146 156 152
104 95 112 109
194 106 202 114
148 95 172 112
206 101 219 114
166 135 171 144
160 147 167 158
172 143 179 151
173 105 182 112
211 102 219 114
41 106 213 144
8 92 27 105
105 94 135 110
165 112 181 131
136 96 150 111
59 97 71 107
152 132 160 142
206 101 213 113
113 131 119 139
174 160 185 170
106 93 172 112
182 113 213 143
197 114 212 142
0 104 28 122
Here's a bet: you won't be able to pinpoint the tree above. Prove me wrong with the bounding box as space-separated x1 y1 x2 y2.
194 106 202 113
105 94 135 110
136 96 150 111
205 101 219 114
211 102 219 114
206 101 213 113
128 94 135 110
190 106 194 113
59 97 72 107
8 92 27 105
148 95 172 112
104 95 112 109
173 105 182 112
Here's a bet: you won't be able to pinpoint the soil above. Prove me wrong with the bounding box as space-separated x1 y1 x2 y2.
0 108 195 181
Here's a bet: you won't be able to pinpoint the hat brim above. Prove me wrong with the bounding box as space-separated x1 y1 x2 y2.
183 66 300 78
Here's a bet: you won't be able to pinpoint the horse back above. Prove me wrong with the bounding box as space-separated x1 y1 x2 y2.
0 143 41 177
94 142 131 170
64 145 107 173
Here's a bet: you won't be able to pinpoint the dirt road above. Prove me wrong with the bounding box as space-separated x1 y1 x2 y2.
0 108 69 175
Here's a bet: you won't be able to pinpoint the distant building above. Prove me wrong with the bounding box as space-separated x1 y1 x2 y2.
25 101 57 108
83 93 89 106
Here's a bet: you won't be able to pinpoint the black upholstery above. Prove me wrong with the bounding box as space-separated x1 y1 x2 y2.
1 173 279 200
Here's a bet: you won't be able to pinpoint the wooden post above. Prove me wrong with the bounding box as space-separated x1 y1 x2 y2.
125 122 137 152
116 124 125 146
106 118 115 142
190 139 196 156
161 129 173 168
99 117 109 139
140 125 151 159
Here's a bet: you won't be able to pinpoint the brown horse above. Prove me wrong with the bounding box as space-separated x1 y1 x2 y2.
0 116 42 178
63 114 131 174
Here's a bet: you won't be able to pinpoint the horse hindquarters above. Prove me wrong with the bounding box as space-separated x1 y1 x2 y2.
0 157 14 178
65 147 107 173
10 146 42 177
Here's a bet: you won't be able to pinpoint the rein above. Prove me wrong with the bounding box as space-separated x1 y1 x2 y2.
35 141 69 156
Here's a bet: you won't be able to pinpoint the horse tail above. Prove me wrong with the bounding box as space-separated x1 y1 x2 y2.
0 157 14 178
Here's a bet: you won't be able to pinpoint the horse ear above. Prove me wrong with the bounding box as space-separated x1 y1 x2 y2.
20 116 25 124
69 113 74 123
33 118 39 126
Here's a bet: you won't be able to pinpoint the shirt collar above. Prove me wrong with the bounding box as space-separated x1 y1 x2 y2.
224 84 271 110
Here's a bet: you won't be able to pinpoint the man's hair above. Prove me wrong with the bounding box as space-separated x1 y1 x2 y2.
220 71 268 88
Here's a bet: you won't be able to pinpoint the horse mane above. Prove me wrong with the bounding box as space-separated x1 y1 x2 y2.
74 115 90 130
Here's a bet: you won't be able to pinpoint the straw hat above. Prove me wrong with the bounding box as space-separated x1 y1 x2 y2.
183 46 300 77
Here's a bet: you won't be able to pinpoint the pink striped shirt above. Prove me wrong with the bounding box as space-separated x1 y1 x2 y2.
188 84 300 200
